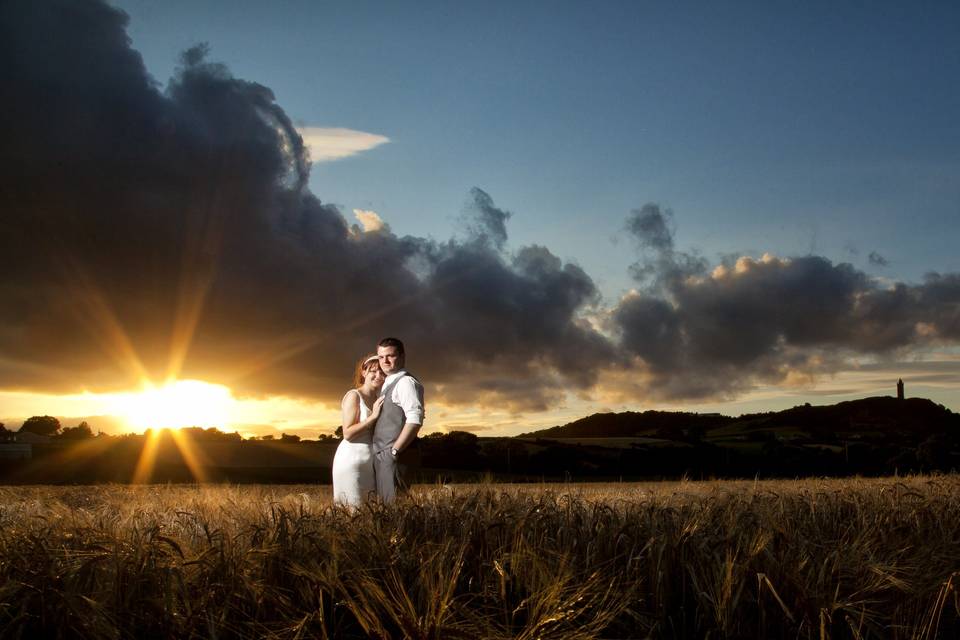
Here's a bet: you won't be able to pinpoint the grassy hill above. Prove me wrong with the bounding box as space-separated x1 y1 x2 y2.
521 396 958 443
502 396 960 478
519 410 734 439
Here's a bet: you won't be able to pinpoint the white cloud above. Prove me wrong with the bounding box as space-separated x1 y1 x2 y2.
296 127 390 162
353 209 386 232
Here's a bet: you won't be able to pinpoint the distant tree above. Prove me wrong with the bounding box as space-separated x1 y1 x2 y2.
334 426 343 439
280 433 300 443
421 431 483 469
0 423 10 442
918 434 952 471
760 433 784 456
178 427 205 440
20 415 61 437
59 421 94 440
655 425 682 441
177 427 241 442
259 434 274 441
685 424 706 442
483 438 530 474
204 427 240 442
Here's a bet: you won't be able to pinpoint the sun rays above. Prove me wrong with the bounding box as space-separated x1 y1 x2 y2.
131 427 213 484
113 379 232 483
41 198 237 483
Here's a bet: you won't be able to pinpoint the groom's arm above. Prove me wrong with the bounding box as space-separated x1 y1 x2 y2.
392 377 424 453
393 422 420 454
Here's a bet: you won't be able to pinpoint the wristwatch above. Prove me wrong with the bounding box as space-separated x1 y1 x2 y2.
391 447 399 457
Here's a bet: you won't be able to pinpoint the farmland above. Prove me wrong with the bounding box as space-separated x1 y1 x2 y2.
1 477 959 638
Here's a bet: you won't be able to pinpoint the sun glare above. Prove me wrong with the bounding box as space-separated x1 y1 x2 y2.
110 379 235 431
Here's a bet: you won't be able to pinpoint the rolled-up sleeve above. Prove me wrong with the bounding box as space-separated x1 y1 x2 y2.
393 376 425 425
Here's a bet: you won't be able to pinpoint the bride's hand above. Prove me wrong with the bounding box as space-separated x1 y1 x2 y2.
370 396 385 419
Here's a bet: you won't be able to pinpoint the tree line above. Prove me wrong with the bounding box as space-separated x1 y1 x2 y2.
0 417 337 443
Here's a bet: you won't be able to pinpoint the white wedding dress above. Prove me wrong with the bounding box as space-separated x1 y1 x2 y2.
331 390 376 505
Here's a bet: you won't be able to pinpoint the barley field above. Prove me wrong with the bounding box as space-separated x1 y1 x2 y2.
1 477 958 639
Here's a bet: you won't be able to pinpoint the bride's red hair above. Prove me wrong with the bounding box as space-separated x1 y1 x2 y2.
353 353 380 387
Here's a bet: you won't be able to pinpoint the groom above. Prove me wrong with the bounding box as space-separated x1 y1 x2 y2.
372 337 424 502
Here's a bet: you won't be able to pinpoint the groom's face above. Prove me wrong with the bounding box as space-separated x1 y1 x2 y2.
377 345 403 374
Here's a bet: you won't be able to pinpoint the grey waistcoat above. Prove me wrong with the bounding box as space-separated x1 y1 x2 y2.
372 373 418 452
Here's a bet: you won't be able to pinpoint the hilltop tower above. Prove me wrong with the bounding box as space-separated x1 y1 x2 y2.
897 378 904 400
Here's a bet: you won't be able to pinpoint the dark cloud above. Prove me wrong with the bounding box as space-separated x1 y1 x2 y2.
917 272 960 339
613 203 959 402
625 204 674 253
0 0 615 411
624 204 708 292
612 244 960 400
461 187 511 251
868 251 889 267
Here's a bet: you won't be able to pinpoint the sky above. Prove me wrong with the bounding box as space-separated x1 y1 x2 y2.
1 0 959 437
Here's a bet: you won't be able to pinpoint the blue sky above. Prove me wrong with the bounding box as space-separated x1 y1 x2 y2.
115 0 960 305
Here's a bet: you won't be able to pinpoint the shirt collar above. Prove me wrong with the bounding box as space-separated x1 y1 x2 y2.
384 369 407 386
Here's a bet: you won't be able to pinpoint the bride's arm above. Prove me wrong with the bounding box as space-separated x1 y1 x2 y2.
340 392 383 442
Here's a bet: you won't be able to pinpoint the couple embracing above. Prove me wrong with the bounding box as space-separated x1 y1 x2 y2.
331 337 424 504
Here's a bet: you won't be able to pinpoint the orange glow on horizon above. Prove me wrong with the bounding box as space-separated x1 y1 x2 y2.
108 379 236 432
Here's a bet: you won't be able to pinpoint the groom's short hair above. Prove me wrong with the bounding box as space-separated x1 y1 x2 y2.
377 337 405 356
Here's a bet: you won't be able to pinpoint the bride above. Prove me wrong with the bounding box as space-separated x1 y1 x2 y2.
332 354 385 505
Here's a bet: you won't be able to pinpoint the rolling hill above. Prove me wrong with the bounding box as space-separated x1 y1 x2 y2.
520 396 959 443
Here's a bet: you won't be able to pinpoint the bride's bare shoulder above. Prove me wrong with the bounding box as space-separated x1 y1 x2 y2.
341 389 360 407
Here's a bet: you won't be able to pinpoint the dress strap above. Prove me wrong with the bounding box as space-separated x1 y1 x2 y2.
354 388 373 415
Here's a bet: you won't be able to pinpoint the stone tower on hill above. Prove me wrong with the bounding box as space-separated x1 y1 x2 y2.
897 378 904 400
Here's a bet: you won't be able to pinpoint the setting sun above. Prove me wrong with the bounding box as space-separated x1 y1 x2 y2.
109 380 235 431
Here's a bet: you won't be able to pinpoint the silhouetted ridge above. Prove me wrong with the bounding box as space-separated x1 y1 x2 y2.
735 396 957 437
520 410 735 438
521 396 957 439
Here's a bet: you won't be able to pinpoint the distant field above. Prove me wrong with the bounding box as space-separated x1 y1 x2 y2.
2 477 959 638
517 436 675 447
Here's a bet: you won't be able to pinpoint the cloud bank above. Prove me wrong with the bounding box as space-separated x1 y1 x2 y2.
612 205 960 400
1 0 958 414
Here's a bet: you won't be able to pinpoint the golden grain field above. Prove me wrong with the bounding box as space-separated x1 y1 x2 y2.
1 477 958 639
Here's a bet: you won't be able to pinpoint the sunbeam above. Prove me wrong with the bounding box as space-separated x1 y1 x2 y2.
165 166 236 383
131 428 162 484
168 429 210 483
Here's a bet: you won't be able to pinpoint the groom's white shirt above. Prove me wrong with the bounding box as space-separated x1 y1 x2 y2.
381 369 425 426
